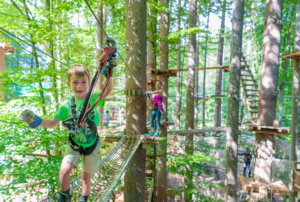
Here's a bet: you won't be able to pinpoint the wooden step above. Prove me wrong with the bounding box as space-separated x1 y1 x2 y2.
247 99 259 102
245 89 258 92
247 94 259 97
249 105 258 108
249 110 258 113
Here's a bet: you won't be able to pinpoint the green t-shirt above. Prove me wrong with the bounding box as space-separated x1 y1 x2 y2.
54 93 105 148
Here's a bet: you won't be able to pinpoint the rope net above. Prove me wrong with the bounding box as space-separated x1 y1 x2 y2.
40 134 145 202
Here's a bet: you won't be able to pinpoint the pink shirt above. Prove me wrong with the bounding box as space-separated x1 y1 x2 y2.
152 94 163 109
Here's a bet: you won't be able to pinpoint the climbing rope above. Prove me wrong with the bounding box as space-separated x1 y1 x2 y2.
40 135 145 201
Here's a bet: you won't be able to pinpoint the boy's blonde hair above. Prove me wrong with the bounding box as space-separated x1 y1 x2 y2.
67 65 90 83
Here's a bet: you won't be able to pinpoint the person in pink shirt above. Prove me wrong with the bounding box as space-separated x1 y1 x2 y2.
146 80 165 136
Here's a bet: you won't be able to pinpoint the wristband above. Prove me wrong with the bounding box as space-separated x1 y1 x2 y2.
29 115 43 128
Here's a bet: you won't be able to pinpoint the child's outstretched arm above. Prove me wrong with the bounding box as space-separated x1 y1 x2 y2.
40 118 60 128
19 109 60 128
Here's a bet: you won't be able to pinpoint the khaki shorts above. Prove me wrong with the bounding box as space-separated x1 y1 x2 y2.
62 140 101 174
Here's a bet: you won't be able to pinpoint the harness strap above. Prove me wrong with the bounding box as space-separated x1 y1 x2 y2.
71 97 76 118
67 96 99 156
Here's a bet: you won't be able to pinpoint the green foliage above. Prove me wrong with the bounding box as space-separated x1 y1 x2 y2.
167 140 222 201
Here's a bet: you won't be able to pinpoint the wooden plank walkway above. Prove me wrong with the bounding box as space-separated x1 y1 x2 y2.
245 123 290 135
239 174 289 195
168 127 227 135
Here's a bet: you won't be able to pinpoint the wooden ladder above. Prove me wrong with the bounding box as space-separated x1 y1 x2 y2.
240 53 259 124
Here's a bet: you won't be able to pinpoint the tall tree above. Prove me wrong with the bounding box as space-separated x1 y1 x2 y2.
147 0 157 121
96 3 105 128
290 4 300 202
279 5 296 126
184 0 197 201
194 14 199 130
124 0 147 201
214 0 227 129
202 13 210 128
176 0 181 131
254 0 283 184
225 0 244 201
157 0 169 201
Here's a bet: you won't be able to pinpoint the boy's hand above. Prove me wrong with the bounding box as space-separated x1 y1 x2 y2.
19 109 42 128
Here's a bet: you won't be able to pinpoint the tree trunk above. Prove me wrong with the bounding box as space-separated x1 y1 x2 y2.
96 3 105 128
176 0 181 131
202 14 210 129
225 0 244 201
157 0 169 201
279 5 296 126
147 0 157 121
254 0 283 184
194 14 199 130
214 0 227 129
123 0 147 201
290 4 300 202
184 0 197 201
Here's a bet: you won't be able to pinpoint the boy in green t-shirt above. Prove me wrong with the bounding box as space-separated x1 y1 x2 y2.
19 64 114 201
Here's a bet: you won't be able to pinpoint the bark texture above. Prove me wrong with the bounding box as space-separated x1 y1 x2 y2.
290 4 300 202
124 0 147 201
157 0 169 201
254 0 283 184
225 0 244 201
184 0 197 201
214 0 226 129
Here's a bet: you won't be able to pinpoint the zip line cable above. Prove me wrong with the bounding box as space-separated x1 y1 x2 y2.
0 30 48 64
83 0 142 91
0 27 69 67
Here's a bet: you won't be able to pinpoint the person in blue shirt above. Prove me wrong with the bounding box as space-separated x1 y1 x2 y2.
238 148 252 177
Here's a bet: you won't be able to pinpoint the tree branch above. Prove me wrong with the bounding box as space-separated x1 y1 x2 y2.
10 0 26 17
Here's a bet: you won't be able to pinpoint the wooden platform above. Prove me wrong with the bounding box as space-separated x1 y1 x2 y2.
102 133 160 144
245 123 290 135
292 162 300 192
239 174 289 195
0 42 16 53
282 51 300 59
168 127 227 135
161 119 175 126
150 66 231 77
151 69 177 76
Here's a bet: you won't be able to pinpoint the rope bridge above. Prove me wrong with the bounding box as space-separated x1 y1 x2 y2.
41 134 145 202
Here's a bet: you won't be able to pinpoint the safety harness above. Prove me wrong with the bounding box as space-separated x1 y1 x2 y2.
62 97 99 156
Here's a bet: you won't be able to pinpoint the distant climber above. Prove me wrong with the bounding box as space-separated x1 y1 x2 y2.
238 148 252 177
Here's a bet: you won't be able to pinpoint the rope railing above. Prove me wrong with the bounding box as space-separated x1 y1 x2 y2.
40 134 145 202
